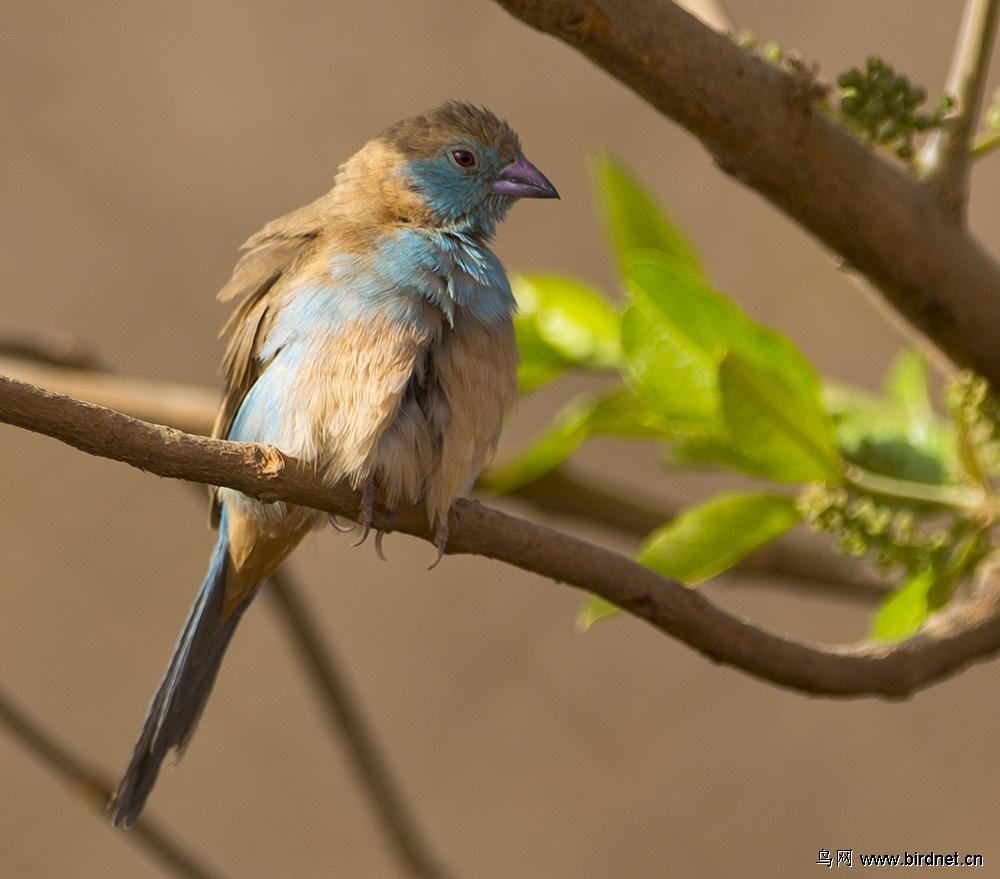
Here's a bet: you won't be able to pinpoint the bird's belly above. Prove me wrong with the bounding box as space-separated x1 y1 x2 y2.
373 313 518 527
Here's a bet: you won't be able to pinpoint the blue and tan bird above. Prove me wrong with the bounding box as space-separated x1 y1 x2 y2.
111 102 558 825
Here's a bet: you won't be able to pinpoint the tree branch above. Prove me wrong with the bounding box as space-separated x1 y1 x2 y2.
915 0 1000 214
266 572 453 879
0 685 230 879
0 349 880 599
491 0 1000 386
0 355 219 438
2 373 998 698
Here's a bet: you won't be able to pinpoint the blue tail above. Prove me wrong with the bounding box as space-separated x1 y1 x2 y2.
112 525 254 827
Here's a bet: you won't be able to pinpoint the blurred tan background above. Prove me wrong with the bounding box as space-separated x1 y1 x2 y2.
3 1 1000 876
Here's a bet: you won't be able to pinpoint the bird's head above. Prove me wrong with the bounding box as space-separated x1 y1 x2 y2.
376 102 558 238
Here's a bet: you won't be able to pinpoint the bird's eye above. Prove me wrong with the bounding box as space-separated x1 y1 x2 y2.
450 149 477 169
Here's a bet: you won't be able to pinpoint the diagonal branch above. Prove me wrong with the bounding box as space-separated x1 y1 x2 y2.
490 0 1000 387
0 685 230 879
2 373 998 698
266 573 454 879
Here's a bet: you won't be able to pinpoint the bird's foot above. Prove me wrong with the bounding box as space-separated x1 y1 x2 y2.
352 480 376 547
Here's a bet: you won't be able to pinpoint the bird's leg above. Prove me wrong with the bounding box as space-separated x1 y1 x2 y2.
352 478 376 547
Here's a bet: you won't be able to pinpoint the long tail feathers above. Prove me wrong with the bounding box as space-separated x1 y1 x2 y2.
111 538 253 827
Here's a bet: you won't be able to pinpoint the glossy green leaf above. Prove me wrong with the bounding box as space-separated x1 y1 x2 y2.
637 492 801 584
669 430 784 474
718 351 840 482
512 274 623 392
483 386 674 494
871 567 936 641
593 152 704 277
622 256 827 432
620 262 721 425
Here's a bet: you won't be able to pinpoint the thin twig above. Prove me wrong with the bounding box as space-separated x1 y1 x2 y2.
266 573 454 879
915 0 1000 215
0 685 230 879
2 374 998 698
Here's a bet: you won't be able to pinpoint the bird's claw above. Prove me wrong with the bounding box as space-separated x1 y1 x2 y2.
428 519 449 570
328 514 352 533
352 481 376 547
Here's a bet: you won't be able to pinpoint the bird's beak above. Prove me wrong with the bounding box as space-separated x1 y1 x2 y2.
492 155 560 199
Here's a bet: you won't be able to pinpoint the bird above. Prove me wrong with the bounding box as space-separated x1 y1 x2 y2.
110 102 558 826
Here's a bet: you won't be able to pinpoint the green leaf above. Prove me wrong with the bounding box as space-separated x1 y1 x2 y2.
883 348 932 420
622 256 828 432
620 261 721 426
592 152 704 278
514 328 571 393
718 351 840 482
871 567 935 641
638 492 801 584
824 380 953 485
839 435 948 487
579 492 801 629
512 274 622 393
483 386 674 494
577 594 622 631
870 527 983 641
669 429 791 475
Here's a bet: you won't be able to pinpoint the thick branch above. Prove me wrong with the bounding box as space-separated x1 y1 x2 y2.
492 0 1000 386
2 374 998 698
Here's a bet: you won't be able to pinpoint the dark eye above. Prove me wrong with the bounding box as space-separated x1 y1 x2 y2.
450 149 477 169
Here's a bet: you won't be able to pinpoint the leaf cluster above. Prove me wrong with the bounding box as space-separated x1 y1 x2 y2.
487 155 1000 640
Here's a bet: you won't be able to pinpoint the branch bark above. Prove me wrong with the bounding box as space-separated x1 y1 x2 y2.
491 0 1000 386
2 373 998 698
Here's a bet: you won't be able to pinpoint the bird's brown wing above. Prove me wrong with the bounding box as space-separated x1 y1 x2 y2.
209 197 330 525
